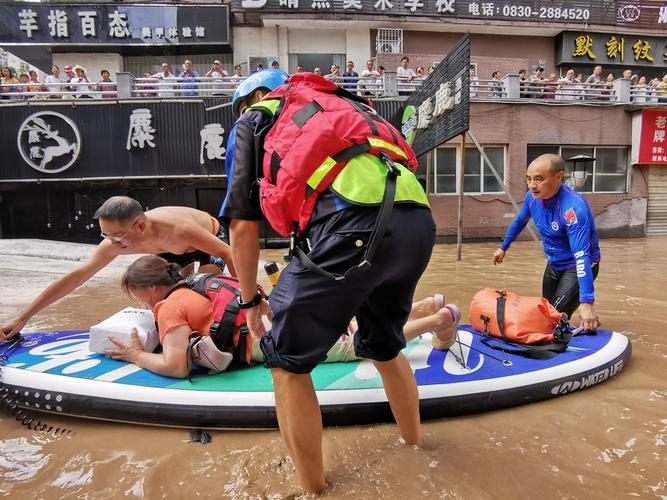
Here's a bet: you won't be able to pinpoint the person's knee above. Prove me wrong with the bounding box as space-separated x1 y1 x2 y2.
370 352 407 373
271 366 307 384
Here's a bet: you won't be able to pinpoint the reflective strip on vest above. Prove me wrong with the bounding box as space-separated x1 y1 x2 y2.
245 98 280 115
367 137 408 160
331 153 429 207
307 156 337 191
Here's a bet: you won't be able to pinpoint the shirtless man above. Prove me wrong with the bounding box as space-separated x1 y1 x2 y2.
0 196 235 340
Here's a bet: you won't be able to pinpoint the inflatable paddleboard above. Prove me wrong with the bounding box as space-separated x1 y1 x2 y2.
0 326 631 429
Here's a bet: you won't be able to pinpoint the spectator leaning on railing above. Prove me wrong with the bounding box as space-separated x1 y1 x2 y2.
342 60 359 91
360 59 381 97
529 66 545 98
231 64 243 79
543 73 558 100
179 60 199 97
97 69 117 99
44 65 63 99
71 65 93 98
488 70 503 98
634 75 649 103
18 73 30 99
1 66 19 100
324 64 342 83
518 68 528 98
152 63 178 98
28 70 45 98
205 59 227 96
557 69 578 101
63 65 75 93
657 74 667 103
470 67 480 97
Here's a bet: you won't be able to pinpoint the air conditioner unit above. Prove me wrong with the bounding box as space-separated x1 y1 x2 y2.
379 41 401 54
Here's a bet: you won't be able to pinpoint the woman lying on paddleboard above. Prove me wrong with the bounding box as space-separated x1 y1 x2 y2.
104 255 460 378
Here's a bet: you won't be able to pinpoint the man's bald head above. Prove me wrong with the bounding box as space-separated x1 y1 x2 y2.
529 153 565 175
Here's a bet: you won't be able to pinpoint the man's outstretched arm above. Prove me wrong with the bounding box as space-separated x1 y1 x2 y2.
0 242 118 340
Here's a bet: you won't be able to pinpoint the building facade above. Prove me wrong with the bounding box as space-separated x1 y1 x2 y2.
1 0 667 242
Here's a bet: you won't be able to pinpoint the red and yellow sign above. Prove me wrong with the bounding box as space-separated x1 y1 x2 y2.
639 109 667 164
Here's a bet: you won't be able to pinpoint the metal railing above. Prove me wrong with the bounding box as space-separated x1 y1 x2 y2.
1 72 665 105
0 81 118 100
132 76 246 98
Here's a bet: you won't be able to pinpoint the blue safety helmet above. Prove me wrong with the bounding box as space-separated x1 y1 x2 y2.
231 68 288 117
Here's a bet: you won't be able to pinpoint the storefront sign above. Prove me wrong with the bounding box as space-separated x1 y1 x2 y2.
17 111 81 174
0 99 401 181
0 101 234 181
638 108 667 165
0 4 229 46
557 31 667 68
399 34 470 157
232 0 667 29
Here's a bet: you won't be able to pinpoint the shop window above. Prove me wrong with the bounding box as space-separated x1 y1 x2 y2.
527 145 628 193
433 146 506 194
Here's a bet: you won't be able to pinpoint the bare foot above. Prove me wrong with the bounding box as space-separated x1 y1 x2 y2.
432 305 460 351
409 294 445 320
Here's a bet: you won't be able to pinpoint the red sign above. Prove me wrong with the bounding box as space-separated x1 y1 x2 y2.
638 108 667 164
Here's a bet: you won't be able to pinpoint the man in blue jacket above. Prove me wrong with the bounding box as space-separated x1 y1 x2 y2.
493 154 601 331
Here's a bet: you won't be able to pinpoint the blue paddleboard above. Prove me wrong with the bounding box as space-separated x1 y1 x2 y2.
0 326 631 429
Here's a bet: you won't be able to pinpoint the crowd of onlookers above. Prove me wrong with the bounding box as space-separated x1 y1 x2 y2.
4 57 667 103
474 64 667 102
1 64 118 100
0 56 435 101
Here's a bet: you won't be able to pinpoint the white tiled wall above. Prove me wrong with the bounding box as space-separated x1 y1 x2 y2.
52 53 123 81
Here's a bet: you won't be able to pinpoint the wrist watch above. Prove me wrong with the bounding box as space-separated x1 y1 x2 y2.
237 292 263 309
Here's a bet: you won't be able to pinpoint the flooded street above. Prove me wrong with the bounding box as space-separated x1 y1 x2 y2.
0 237 665 499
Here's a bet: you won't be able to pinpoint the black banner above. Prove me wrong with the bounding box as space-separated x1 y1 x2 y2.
0 99 402 182
231 0 667 30
397 33 470 158
0 101 234 181
0 3 229 47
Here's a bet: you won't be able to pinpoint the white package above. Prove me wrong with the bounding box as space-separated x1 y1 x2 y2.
88 307 159 354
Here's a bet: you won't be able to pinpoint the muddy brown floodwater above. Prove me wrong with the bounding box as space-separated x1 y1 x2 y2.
0 238 665 499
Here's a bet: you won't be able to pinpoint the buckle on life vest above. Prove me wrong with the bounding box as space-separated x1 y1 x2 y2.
380 152 401 177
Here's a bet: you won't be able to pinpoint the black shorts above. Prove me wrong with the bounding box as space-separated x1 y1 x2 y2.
260 204 436 374
159 221 229 269
542 262 600 318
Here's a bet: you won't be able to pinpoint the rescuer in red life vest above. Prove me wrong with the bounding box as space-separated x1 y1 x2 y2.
218 69 435 493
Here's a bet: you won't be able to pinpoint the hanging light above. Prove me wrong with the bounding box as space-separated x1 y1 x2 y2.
566 154 594 190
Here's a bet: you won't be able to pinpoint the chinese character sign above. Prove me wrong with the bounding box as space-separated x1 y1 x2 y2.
127 109 156 150
0 4 229 46
200 124 226 165
560 31 667 67
399 33 470 157
638 109 667 165
229 0 667 28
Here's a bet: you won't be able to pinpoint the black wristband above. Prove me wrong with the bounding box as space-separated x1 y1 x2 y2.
237 292 263 309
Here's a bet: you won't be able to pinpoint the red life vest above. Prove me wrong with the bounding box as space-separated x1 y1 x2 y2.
169 273 259 366
259 72 418 237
